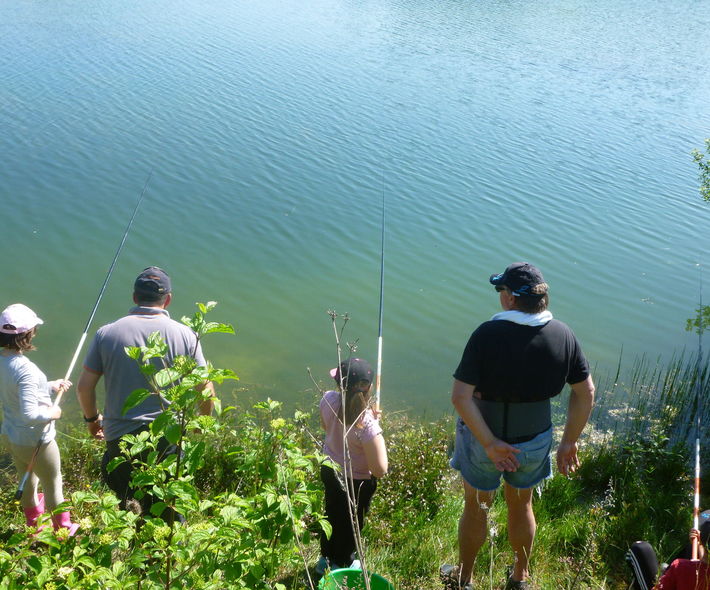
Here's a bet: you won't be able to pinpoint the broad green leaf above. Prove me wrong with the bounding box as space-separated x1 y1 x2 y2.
154 367 182 388
150 411 173 435
185 441 205 465
149 502 167 517
124 346 142 360
165 424 182 445
27 555 42 574
220 505 241 523
122 388 152 415
166 480 197 501
146 331 167 352
202 321 235 335
319 518 332 539
106 456 127 473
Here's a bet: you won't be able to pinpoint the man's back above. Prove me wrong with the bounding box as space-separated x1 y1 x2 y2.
84 307 204 441
455 318 588 403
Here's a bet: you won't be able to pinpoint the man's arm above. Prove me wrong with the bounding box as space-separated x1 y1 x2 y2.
556 375 595 476
451 379 520 471
76 368 105 440
196 381 216 416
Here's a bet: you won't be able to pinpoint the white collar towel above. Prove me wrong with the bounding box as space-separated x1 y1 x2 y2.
490 310 553 326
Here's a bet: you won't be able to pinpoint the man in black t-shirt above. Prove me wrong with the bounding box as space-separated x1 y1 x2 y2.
441 262 595 590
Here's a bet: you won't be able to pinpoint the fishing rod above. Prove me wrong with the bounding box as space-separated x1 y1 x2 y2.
692 266 704 560
374 179 385 412
15 170 153 500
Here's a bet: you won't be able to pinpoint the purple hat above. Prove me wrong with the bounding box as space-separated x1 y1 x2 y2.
0 304 44 334
134 266 172 296
490 262 547 298
330 358 373 387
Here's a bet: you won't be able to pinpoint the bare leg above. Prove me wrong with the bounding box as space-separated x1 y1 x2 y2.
458 479 495 584
504 483 535 582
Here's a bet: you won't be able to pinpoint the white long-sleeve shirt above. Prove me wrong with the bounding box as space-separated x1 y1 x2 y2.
0 351 56 446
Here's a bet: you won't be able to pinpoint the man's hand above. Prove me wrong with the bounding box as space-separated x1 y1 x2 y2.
557 376 595 477
556 440 580 476
87 415 105 440
485 439 521 472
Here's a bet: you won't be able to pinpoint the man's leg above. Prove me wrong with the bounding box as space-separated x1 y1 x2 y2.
458 479 495 584
101 438 133 510
504 483 535 582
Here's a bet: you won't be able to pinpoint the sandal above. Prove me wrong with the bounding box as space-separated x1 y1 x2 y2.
439 564 473 590
504 576 531 590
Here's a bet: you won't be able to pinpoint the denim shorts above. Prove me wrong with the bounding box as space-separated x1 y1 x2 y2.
450 419 552 491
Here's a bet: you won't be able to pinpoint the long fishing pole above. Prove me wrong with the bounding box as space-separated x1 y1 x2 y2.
15 170 153 500
692 266 704 560
374 178 385 412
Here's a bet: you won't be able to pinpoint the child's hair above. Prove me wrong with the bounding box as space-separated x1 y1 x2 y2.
0 327 37 352
331 358 374 427
341 381 371 427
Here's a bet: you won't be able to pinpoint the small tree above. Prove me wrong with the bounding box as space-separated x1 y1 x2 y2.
692 138 710 202
686 140 710 334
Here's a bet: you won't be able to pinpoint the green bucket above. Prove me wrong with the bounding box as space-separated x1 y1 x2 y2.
318 568 394 590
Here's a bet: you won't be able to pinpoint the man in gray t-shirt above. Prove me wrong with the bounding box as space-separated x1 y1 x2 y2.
77 266 214 511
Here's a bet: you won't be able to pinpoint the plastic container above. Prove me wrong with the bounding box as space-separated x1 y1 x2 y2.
318 568 394 590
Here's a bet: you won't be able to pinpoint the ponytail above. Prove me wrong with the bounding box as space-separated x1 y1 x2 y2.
338 380 371 427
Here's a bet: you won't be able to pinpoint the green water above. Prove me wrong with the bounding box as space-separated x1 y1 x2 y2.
1 0 709 417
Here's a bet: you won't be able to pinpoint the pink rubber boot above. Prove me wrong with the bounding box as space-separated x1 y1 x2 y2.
23 493 45 528
51 511 80 536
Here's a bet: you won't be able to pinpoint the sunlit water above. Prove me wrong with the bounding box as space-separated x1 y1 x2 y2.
1 0 709 420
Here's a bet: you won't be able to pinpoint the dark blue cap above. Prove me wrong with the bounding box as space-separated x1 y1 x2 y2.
134 266 172 296
490 262 547 297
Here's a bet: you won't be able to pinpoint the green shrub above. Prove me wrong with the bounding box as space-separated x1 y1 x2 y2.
368 415 455 547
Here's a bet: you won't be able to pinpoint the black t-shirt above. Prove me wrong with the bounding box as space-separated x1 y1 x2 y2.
454 319 590 403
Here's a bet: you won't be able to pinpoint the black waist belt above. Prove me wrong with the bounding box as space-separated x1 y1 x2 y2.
505 431 545 444
474 397 551 444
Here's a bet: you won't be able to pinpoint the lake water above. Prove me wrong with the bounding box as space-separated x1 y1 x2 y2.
1 0 709 418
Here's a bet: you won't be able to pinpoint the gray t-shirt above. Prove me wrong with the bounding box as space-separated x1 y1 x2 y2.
83 306 206 441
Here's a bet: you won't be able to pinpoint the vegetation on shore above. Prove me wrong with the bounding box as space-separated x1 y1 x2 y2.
0 304 707 589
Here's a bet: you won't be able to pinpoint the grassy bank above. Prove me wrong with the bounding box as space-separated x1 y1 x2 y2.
0 353 707 589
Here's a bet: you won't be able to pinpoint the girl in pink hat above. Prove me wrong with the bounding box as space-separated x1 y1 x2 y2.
0 303 78 535
316 357 388 574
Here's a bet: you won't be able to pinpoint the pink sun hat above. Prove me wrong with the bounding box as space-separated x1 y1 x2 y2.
0 303 44 334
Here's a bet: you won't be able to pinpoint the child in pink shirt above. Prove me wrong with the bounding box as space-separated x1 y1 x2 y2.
316 358 388 574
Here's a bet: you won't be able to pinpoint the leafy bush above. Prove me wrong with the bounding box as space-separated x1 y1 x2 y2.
368 415 454 544
0 303 328 590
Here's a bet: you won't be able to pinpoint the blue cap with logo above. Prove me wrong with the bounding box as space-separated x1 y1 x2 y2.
490 262 547 298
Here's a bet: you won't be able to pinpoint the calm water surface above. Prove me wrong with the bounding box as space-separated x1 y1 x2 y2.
1 0 709 418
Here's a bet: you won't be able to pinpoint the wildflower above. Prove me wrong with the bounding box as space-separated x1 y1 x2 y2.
79 517 92 529
57 566 74 578
270 418 286 430
55 527 69 541
153 525 171 540
99 533 113 545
